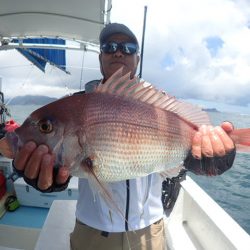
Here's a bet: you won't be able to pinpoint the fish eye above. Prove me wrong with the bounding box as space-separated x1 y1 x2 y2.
38 119 53 133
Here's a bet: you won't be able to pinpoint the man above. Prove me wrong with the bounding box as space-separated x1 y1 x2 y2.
13 23 235 249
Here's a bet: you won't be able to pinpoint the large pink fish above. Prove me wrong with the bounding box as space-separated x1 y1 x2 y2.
0 68 250 182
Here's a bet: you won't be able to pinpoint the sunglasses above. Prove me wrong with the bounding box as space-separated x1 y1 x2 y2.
101 42 138 55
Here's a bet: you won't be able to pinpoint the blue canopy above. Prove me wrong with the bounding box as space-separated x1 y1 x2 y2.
13 38 69 74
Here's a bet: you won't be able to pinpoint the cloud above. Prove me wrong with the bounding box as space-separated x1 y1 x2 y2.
0 0 250 109
0 48 102 98
115 0 250 106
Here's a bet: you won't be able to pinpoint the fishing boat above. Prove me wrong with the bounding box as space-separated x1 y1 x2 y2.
0 0 249 249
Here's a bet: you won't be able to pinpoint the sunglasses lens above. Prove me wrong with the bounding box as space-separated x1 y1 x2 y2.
101 42 118 53
101 42 138 55
122 43 137 54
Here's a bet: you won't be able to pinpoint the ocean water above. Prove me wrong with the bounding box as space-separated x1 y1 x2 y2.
190 111 250 235
7 105 250 234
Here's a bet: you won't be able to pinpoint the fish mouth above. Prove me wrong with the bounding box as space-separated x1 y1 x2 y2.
0 132 19 158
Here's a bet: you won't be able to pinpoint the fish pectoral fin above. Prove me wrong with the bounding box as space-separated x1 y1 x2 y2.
88 178 130 228
82 158 130 227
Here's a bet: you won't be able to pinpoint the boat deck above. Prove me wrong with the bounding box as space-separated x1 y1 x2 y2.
0 205 48 250
0 205 48 228
0 176 250 250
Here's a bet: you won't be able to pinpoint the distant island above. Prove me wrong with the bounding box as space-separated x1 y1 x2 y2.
202 108 220 112
6 95 58 105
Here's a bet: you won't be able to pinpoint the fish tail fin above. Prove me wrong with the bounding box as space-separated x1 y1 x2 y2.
230 128 250 152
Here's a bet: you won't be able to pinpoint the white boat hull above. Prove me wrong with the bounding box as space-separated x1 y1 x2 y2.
165 176 250 249
33 176 250 250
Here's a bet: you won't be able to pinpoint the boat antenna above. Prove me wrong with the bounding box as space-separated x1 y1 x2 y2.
138 5 148 79
79 48 86 90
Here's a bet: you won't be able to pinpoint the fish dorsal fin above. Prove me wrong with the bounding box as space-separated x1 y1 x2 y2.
95 68 211 127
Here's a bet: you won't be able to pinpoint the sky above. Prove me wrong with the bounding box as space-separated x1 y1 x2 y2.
0 0 250 113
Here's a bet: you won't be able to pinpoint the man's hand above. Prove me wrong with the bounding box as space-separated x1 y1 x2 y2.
184 121 236 175
191 121 235 159
13 141 70 191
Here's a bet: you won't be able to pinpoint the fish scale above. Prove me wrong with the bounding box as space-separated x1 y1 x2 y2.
76 93 195 181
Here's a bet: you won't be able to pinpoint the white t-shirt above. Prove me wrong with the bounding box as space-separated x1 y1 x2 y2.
75 173 164 232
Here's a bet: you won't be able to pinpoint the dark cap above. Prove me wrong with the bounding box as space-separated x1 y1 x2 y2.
99 23 139 46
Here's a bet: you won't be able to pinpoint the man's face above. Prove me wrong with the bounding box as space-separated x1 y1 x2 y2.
99 34 140 80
